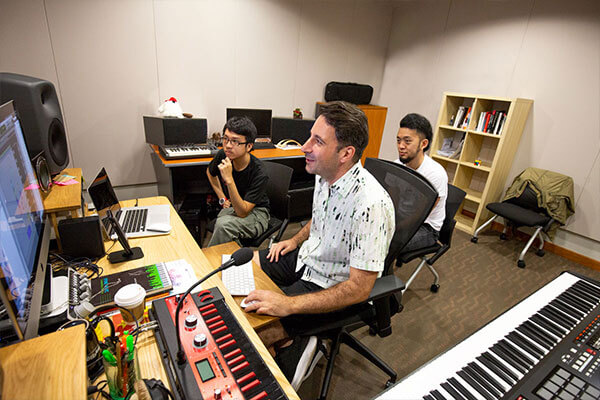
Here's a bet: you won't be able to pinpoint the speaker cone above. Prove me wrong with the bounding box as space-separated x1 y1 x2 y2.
34 155 51 193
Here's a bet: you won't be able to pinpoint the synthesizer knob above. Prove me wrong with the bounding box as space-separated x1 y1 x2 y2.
193 333 207 348
213 388 222 399
184 314 198 329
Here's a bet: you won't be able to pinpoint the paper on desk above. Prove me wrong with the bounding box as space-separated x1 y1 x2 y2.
54 178 79 186
165 259 198 294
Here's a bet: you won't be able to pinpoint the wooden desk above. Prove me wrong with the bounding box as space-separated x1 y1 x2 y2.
42 167 83 251
0 325 87 400
202 242 286 330
96 196 299 399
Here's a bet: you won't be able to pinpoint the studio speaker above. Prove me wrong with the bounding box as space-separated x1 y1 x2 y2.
0 72 69 175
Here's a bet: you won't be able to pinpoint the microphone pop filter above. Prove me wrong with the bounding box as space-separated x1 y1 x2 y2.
230 247 253 266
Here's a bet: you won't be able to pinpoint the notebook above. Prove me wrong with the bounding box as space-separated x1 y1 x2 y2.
88 167 171 239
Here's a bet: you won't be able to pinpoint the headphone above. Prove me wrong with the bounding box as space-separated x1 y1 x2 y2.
276 139 302 149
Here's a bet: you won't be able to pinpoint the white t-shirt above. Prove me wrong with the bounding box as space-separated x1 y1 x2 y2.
395 155 448 231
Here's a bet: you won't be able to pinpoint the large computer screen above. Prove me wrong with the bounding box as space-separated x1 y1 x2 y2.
226 108 272 139
0 100 50 342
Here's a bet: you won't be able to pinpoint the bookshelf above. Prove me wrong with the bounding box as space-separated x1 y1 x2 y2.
430 92 533 234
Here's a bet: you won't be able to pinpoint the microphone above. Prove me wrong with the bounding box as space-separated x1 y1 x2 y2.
175 247 253 364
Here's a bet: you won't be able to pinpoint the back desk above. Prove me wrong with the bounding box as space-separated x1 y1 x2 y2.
96 196 298 399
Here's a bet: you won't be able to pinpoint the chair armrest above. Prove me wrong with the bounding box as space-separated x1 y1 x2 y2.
427 243 450 265
368 275 405 301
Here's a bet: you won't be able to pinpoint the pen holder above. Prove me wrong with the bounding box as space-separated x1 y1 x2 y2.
102 346 139 400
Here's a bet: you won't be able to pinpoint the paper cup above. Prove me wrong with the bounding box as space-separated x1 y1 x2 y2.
114 284 146 323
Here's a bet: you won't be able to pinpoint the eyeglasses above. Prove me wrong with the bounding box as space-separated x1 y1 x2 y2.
223 136 249 146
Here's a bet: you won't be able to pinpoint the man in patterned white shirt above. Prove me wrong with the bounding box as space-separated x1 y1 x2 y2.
244 101 395 389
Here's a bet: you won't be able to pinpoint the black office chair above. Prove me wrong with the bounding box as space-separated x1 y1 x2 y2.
206 161 293 248
300 158 438 399
397 184 466 293
471 183 554 268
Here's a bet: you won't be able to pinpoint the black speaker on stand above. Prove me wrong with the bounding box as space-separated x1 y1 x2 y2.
0 72 70 175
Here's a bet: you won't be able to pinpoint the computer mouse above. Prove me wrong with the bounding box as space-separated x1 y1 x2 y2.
240 297 258 308
146 222 172 233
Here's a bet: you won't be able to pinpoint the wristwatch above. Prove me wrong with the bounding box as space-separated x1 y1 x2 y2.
219 197 227 206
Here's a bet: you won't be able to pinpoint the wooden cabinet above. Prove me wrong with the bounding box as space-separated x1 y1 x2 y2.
317 102 387 164
430 92 533 234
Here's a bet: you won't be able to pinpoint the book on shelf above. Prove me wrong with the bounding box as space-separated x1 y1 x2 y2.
461 106 472 129
437 132 465 158
453 106 465 128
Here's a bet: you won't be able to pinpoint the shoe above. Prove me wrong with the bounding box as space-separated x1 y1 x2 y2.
275 335 323 391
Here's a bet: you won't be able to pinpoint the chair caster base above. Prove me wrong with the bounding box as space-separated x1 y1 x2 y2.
430 284 440 293
517 260 526 268
500 233 508 240
536 249 545 257
470 237 478 243
385 379 395 388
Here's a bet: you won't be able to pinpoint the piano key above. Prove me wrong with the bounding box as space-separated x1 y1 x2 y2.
430 389 448 400
465 363 504 396
508 331 544 358
497 339 534 368
477 354 516 385
441 382 467 400
490 344 527 374
521 320 557 346
448 377 478 400
424 395 435 400
562 291 594 311
551 298 584 319
531 314 566 337
575 280 600 299
545 303 578 326
538 306 574 329
456 370 494 400
569 286 599 305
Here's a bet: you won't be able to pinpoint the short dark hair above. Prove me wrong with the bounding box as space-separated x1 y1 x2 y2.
223 116 257 144
317 101 368 163
399 113 433 152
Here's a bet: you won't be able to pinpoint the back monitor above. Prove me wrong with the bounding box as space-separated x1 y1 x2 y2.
226 108 272 139
271 117 314 145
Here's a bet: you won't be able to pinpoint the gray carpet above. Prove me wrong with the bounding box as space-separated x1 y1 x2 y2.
292 227 600 399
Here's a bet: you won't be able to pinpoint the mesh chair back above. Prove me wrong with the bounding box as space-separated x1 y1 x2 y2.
364 158 438 274
439 184 466 245
263 161 293 221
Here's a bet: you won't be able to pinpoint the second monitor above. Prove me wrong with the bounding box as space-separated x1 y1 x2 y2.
226 108 272 141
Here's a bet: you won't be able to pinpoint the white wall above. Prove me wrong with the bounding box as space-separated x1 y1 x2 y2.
0 0 392 187
378 0 600 259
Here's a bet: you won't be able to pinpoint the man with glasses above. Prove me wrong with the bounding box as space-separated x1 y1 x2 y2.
206 116 269 246
395 113 448 252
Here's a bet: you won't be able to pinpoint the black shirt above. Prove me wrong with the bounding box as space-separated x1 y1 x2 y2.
208 149 269 210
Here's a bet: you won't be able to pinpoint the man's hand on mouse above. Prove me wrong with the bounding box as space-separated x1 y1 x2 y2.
243 289 295 317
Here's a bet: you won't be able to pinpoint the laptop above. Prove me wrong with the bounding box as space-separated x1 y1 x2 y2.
88 168 171 239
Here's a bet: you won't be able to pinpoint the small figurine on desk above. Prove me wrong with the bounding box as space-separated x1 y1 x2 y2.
293 107 303 119
158 97 184 118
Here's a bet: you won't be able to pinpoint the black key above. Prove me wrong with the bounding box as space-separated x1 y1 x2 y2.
441 382 466 400
540 306 576 328
430 389 448 400
531 314 565 337
467 362 505 394
497 339 534 368
551 298 584 319
457 370 494 400
562 291 594 312
490 344 527 374
575 281 600 299
424 395 435 400
522 321 557 346
517 323 553 350
462 365 501 399
477 354 516 385
448 377 478 400
508 331 544 358
569 285 599 305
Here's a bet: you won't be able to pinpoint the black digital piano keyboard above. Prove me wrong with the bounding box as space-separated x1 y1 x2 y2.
376 272 600 400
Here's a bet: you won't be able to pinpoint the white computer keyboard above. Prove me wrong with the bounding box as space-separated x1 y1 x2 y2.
220 255 256 296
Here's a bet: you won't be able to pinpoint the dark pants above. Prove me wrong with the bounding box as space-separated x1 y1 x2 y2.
401 223 439 253
259 248 369 336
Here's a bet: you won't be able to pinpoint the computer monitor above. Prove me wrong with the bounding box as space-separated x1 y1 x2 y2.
0 100 50 342
226 108 272 140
